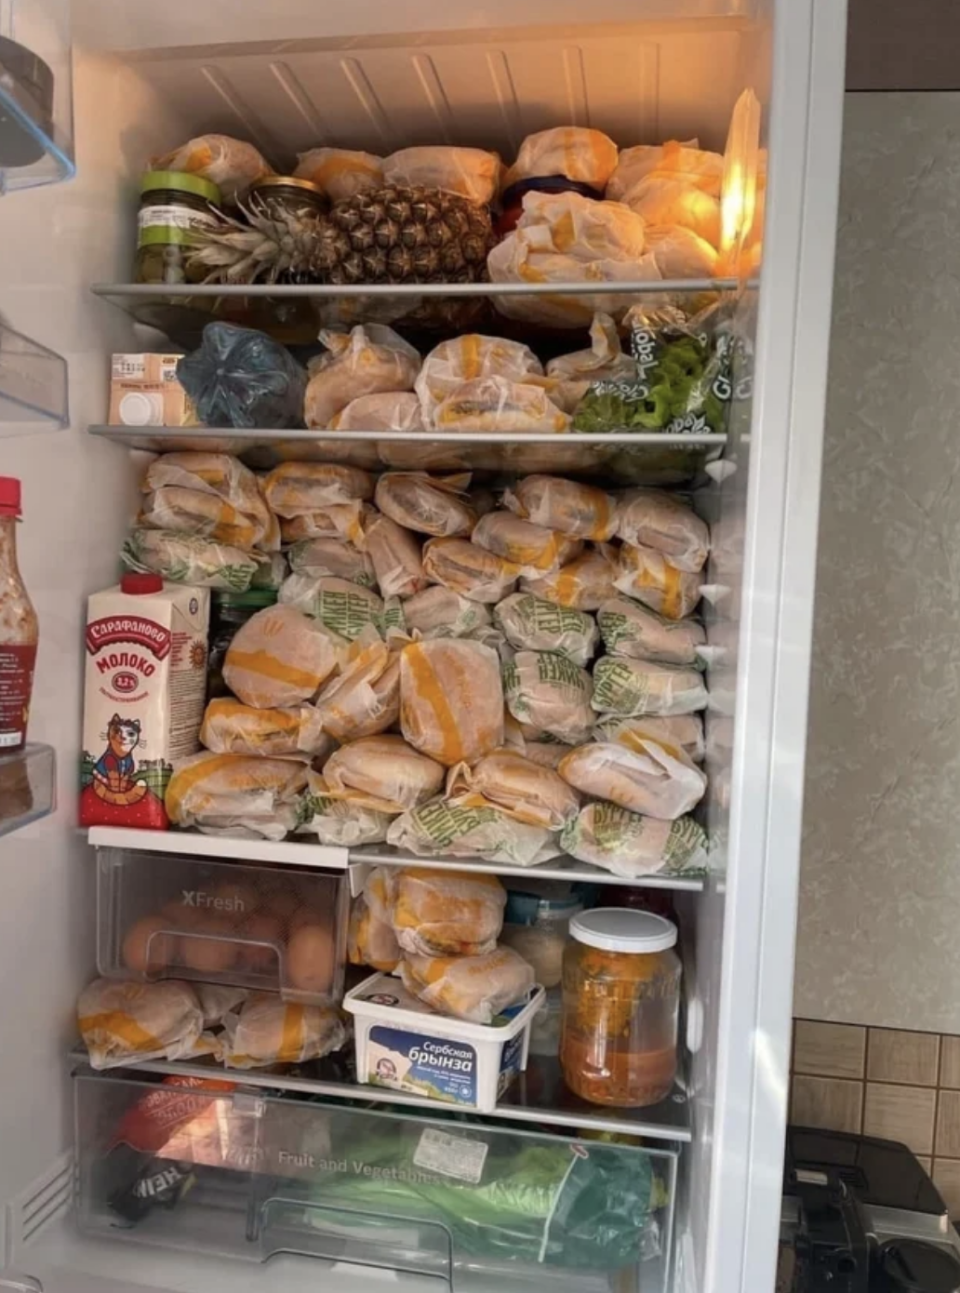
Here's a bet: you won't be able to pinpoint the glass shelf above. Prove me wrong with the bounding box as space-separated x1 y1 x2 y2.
0 322 69 432
0 0 76 192
0 742 55 837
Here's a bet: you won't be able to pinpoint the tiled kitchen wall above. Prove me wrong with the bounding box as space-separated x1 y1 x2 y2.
791 1020 960 1215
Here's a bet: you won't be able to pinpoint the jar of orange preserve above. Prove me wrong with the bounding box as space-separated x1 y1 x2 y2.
560 909 681 1107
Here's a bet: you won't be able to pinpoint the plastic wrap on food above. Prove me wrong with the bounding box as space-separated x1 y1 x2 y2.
223 603 346 707
388 867 506 957
646 225 719 280
402 586 492 639
606 141 724 202
322 735 445 814
560 803 708 878
505 127 618 188
361 513 427 599
521 544 619 612
558 738 706 820
544 313 637 410
421 538 517 604
488 192 660 327
416 335 543 422
221 993 346 1069
503 649 594 744
471 512 581 578
400 948 536 1025
262 462 375 517
591 657 708 717
400 638 504 766
287 537 376 587
447 749 580 830
375 472 477 538
199 697 328 759
78 979 219 1071
299 773 394 847
122 529 262 593
613 543 702 619
432 376 571 434
165 752 308 839
314 637 400 741
328 391 425 432
294 147 384 200
143 453 276 549
138 487 273 552
152 134 274 202
279 503 371 546
503 714 575 770
493 592 598 666
388 796 560 868
305 325 421 429
615 489 710 572
347 893 400 972
382 146 501 204
617 176 721 247
279 573 384 641
177 324 306 429
195 984 250 1030
597 598 705 665
594 713 705 763
503 475 619 542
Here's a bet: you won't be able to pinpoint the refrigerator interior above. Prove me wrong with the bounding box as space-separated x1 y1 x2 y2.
0 1 845 1290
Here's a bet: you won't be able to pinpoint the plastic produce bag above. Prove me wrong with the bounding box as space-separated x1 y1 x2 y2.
321 735 445 814
606 141 724 202
503 474 618 542
279 573 384 641
222 994 346 1069
494 592 598 667
544 313 637 410
122 529 262 593
199 697 329 759
401 948 535 1025
262 462 375 516
415 335 544 421
521 544 619 611
447 749 580 830
279 503 371 547
561 802 708 878
382 146 501 205
432 377 571 434
362 513 427 599
503 650 594 744
402 586 492 639
78 979 218 1071
505 127 618 188
223 603 346 708
305 325 421 428
143 452 276 549
613 544 702 619
488 191 660 328
387 798 560 868
383 867 505 957
616 489 710 572
294 147 383 200
347 894 400 972
287 537 376 587
165 752 308 839
375 472 477 537
472 512 581 578
594 712 705 763
299 774 394 847
177 324 306 429
591 657 708 717
597 598 705 665
314 637 401 741
558 738 706 820
152 134 273 202
421 539 517 604
400 639 504 766
328 391 425 432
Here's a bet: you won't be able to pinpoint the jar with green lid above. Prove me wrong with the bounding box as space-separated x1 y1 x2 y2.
135 171 223 287
207 588 277 700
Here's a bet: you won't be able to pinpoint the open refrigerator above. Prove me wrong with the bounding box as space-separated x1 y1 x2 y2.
0 0 846 1290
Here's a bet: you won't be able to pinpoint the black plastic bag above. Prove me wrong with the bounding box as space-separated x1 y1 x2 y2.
177 323 307 429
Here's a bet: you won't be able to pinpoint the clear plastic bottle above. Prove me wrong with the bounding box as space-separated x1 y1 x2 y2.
0 477 38 751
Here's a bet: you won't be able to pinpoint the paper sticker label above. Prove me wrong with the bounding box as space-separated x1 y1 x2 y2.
367 1025 478 1105
497 1029 525 1098
413 1128 489 1184
0 643 37 748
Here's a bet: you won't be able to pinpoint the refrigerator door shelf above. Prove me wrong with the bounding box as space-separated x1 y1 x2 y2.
0 742 55 837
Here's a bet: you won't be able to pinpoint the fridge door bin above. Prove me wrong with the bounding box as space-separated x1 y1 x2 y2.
73 1068 678 1291
96 847 350 1006
0 0 75 192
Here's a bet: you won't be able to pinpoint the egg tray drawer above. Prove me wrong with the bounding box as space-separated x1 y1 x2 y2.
96 847 349 1005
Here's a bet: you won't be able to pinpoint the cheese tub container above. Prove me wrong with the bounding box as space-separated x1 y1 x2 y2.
344 972 545 1112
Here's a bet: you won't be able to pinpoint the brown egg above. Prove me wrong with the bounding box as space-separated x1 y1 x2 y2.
240 912 284 974
212 880 260 923
289 906 325 934
122 915 179 974
267 886 301 923
286 923 336 996
160 899 205 931
179 914 238 975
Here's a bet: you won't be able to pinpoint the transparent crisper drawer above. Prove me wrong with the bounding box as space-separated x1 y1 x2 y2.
97 849 349 1005
74 1068 678 1292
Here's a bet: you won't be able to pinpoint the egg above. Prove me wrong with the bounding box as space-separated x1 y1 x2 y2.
240 912 284 974
289 906 325 934
179 914 238 975
212 880 260 923
267 886 300 923
160 898 205 931
286 923 336 996
122 915 179 974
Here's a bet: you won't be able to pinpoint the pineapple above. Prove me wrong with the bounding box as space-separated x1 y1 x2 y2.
190 185 495 288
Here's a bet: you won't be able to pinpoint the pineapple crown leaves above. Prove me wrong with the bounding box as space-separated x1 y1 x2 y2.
189 202 332 285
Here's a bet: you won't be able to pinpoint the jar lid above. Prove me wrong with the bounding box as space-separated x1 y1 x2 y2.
212 588 278 611
569 908 677 954
121 573 163 595
506 890 582 926
141 170 222 205
250 175 324 197
0 476 21 518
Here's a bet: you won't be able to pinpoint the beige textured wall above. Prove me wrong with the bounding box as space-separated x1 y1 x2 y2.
794 92 960 1032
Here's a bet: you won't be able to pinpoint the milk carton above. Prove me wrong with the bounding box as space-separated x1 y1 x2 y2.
81 573 210 829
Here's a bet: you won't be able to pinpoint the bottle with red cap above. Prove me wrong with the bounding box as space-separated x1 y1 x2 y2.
0 477 39 752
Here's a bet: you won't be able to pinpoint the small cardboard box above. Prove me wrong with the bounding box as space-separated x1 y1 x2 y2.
109 354 200 427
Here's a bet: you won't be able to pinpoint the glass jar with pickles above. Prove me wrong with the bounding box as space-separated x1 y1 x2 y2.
560 909 681 1108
